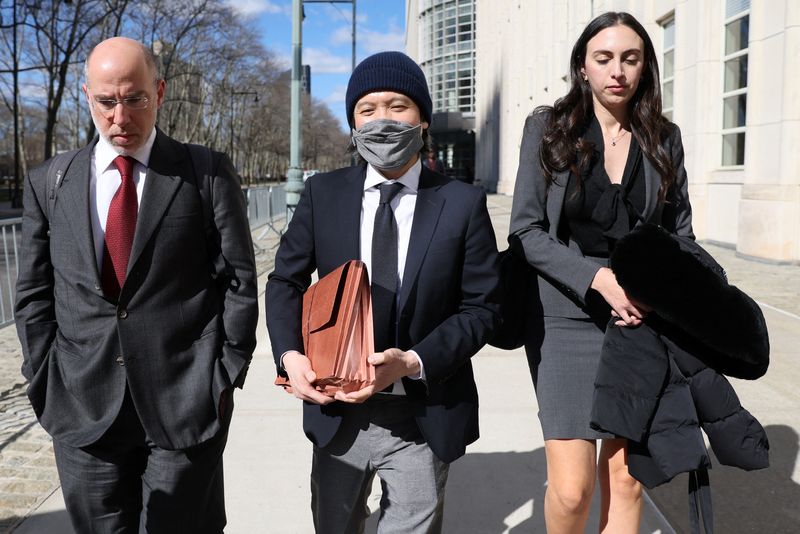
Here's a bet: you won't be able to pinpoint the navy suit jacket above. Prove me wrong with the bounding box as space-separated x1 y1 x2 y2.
15 130 258 450
265 163 500 463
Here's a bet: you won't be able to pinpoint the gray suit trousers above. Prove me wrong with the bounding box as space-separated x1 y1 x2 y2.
311 395 449 534
53 390 228 534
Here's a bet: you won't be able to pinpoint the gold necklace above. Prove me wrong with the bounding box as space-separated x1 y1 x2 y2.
610 129 629 147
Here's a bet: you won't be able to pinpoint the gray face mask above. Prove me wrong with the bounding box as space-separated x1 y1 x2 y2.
351 119 424 171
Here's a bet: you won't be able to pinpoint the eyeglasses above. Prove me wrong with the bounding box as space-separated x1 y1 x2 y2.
92 96 151 113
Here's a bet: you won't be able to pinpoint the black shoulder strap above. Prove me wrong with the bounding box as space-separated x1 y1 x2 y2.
185 143 214 232
185 143 228 278
44 148 80 220
688 468 714 534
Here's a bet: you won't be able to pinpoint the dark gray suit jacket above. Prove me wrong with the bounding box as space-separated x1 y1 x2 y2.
265 164 501 463
15 130 258 450
509 112 694 318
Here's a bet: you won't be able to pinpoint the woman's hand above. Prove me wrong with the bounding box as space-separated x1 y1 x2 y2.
590 267 647 326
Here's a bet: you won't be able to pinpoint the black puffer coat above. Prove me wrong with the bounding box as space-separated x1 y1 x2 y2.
591 319 769 488
590 224 770 533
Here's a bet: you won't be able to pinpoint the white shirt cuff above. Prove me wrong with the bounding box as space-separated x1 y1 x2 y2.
279 350 300 371
407 350 425 382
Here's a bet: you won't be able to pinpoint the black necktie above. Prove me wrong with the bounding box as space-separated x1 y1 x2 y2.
371 182 404 352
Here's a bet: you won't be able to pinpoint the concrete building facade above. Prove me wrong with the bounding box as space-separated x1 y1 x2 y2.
407 0 800 262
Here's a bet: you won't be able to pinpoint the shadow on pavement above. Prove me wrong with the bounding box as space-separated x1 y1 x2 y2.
8 509 71 534
648 424 800 533
0 383 37 455
366 448 548 533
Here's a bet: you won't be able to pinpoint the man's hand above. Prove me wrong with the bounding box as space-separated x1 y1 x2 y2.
282 351 335 405
590 267 647 327
335 348 421 404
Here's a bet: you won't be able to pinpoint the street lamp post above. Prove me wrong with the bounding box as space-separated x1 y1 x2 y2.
286 0 305 218
12 2 21 207
229 90 258 172
287 0 356 220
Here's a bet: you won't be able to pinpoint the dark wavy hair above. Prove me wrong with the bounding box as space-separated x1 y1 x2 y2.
536 12 675 201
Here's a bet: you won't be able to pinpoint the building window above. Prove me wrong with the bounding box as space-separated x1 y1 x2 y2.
419 0 475 114
721 0 749 166
661 17 675 121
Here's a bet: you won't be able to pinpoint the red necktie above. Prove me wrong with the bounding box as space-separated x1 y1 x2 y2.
101 155 138 300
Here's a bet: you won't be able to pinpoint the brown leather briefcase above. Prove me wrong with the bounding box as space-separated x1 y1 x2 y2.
275 260 375 395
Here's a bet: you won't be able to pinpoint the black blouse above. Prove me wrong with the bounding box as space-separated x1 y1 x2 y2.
563 117 646 257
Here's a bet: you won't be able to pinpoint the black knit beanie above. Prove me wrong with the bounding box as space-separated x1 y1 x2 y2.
345 51 432 128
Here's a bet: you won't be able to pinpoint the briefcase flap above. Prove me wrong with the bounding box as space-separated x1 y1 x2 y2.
276 260 375 395
304 262 350 334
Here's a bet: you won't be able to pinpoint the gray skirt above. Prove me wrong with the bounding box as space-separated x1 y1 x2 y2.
524 315 614 440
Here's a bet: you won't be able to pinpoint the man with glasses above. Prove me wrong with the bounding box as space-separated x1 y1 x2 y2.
14 36 257 533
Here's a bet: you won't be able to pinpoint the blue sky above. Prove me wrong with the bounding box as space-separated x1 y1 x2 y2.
226 0 407 131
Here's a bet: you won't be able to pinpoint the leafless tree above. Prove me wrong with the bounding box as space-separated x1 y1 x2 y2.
0 0 350 193
23 0 130 158
304 96 351 171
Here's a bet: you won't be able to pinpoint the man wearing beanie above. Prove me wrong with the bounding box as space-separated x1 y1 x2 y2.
266 51 500 533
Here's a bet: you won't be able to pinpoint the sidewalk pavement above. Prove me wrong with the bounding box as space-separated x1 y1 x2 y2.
4 194 800 533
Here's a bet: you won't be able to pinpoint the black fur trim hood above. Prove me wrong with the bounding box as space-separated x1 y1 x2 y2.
610 224 769 379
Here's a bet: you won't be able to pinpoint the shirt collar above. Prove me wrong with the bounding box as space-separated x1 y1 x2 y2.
95 128 157 172
363 158 421 193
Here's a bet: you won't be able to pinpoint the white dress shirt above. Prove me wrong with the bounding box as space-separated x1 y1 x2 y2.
280 159 427 394
89 129 156 273
361 159 426 393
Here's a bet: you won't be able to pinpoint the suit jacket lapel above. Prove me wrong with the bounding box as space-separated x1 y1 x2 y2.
398 168 444 312
633 125 661 220
58 140 100 282
339 166 364 264
127 130 183 274
547 171 569 235
642 156 659 220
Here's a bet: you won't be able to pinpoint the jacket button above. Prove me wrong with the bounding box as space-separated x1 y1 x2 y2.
115 356 125 366
118 309 128 319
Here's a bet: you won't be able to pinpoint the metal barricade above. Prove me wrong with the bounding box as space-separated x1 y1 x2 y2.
0 218 21 328
268 185 287 224
247 185 286 245
246 187 271 229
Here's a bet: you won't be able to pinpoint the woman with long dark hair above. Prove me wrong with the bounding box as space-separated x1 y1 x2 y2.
509 12 693 533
